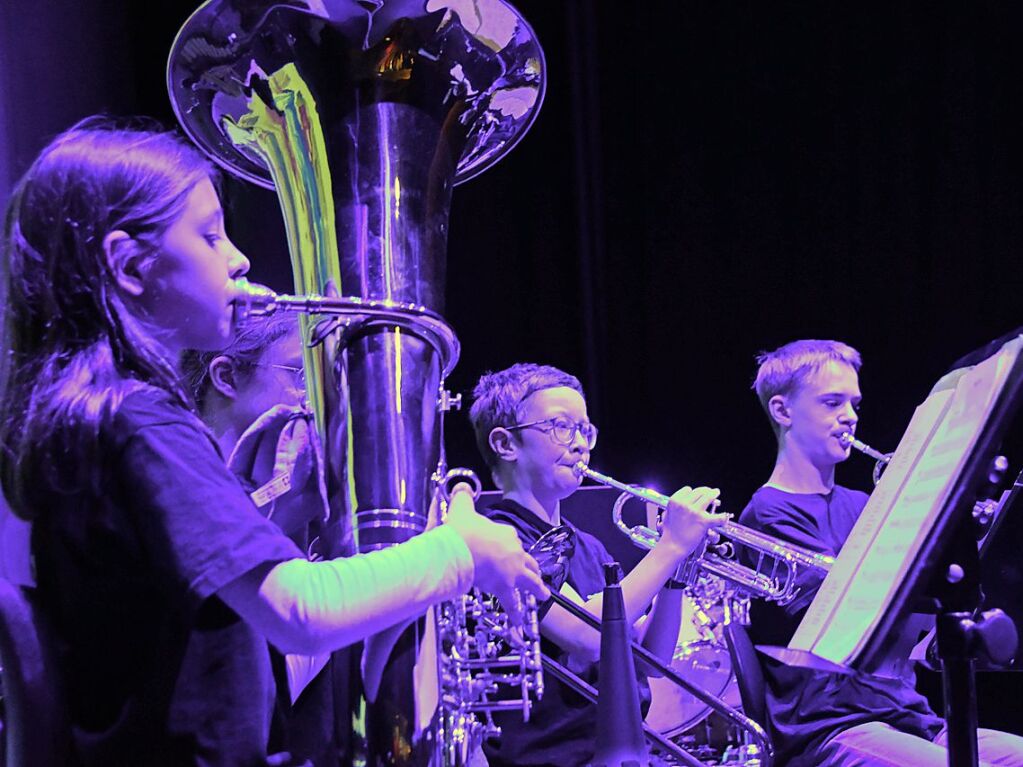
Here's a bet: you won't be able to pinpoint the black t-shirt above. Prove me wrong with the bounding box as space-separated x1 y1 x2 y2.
738 485 944 767
481 498 650 767
31 387 303 766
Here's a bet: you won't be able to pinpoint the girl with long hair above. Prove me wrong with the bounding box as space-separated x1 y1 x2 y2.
0 118 545 766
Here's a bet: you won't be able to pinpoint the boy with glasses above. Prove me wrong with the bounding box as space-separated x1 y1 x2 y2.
470 362 726 767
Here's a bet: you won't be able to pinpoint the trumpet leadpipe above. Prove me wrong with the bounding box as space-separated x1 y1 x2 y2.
838 432 891 464
839 432 893 485
574 462 672 507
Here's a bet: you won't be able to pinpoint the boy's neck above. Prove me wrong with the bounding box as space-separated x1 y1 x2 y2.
199 404 243 459
766 443 837 495
502 485 561 526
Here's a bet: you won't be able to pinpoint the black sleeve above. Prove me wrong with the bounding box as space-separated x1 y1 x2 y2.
739 496 828 620
116 413 303 606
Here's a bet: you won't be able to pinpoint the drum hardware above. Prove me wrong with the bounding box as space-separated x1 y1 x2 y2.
538 587 773 767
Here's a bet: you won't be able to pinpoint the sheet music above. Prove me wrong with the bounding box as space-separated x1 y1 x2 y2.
789 337 1022 666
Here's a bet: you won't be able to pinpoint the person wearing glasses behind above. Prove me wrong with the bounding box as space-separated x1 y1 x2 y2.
182 312 350 766
182 312 325 553
469 362 727 767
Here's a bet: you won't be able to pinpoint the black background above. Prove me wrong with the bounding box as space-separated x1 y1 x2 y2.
2 0 1022 735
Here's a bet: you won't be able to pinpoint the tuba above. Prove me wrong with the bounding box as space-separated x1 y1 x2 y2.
167 2 546 764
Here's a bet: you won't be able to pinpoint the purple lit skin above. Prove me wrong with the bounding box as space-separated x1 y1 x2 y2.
783 361 861 470
505 387 592 515
123 178 251 354
767 360 861 496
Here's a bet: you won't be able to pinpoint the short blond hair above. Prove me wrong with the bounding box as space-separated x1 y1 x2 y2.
753 339 861 433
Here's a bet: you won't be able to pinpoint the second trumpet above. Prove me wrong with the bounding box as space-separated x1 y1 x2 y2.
574 462 834 605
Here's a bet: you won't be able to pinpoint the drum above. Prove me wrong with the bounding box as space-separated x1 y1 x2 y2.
645 593 741 737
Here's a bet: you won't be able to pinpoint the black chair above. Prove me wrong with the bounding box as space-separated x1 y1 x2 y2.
0 578 72 767
723 620 768 732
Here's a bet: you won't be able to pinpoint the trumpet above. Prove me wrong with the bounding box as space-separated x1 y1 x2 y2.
573 463 834 605
839 432 892 485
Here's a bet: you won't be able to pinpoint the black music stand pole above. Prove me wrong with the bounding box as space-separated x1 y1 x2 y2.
931 486 1018 767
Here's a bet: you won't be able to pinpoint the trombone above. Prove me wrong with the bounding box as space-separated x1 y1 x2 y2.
573 462 835 606
526 527 772 766
541 589 772 767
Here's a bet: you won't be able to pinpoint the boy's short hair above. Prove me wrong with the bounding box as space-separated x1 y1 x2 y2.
469 363 584 471
180 313 299 411
753 339 861 431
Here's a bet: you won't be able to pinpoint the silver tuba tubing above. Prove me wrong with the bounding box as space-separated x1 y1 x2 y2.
233 278 462 378
575 463 834 605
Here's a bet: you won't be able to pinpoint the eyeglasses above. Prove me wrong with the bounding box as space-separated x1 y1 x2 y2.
507 416 598 449
251 362 305 386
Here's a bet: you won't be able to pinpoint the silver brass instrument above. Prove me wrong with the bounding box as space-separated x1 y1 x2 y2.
839 432 892 485
433 469 544 763
574 462 835 606
539 588 773 767
168 2 546 763
840 433 1007 535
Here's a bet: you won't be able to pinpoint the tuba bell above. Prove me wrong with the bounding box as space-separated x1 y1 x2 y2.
167 2 546 764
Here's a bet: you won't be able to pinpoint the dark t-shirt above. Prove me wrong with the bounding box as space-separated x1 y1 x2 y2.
738 485 944 767
481 498 650 767
31 387 303 766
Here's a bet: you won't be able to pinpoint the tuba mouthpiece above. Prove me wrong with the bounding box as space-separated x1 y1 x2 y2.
232 278 280 328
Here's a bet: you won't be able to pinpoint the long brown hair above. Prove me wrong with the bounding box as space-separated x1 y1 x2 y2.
0 117 215 518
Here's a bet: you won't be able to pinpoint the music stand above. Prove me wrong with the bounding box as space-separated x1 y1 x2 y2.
760 334 1023 767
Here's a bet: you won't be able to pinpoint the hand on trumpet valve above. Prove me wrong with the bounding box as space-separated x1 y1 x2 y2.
658 486 729 558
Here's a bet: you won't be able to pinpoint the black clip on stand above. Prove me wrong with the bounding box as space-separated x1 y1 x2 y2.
932 458 1019 767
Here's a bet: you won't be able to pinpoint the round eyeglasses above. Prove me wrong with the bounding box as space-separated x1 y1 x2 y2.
507 416 598 450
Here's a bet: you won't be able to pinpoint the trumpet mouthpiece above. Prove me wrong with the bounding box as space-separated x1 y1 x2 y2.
841 432 892 464
573 461 589 477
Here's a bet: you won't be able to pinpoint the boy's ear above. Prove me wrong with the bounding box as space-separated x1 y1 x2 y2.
768 394 792 429
207 355 240 400
488 427 517 463
103 230 148 297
